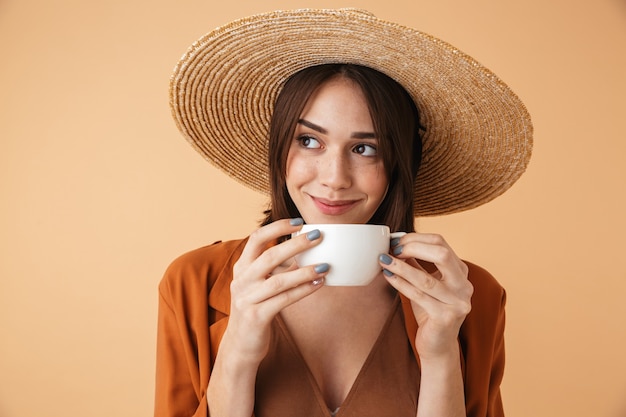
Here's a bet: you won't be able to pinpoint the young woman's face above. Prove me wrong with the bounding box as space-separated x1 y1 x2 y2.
285 77 388 224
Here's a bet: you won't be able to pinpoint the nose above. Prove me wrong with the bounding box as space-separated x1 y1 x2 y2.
318 150 351 190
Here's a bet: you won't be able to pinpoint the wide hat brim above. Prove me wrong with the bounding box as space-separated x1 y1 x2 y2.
170 8 533 217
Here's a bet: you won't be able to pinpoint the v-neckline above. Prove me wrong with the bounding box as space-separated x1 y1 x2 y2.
274 295 400 417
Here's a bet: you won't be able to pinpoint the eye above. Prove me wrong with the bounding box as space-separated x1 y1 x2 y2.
297 135 322 149
353 143 377 156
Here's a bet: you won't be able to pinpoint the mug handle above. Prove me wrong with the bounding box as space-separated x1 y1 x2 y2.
390 232 407 239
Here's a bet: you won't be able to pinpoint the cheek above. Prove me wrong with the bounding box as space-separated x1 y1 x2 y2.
285 153 313 185
360 163 387 186
362 165 389 201
375 177 389 201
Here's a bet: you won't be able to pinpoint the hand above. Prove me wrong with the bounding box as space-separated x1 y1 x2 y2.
379 233 473 360
224 218 329 365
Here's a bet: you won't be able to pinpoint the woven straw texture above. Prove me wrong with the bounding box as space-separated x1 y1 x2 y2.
170 8 533 216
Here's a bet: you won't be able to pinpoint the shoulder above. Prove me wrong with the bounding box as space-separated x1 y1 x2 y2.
465 261 506 307
159 238 247 299
461 260 507 337
165 238 247 277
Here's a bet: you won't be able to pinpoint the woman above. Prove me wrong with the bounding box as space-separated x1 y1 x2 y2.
156 9 533 417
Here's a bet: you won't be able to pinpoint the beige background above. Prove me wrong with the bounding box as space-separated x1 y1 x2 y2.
1 0 625 416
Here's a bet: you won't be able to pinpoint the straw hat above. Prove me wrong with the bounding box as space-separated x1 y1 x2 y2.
170 8 533 217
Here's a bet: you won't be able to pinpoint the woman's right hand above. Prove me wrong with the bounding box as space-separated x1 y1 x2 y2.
223 218 328 365
207 218 328 416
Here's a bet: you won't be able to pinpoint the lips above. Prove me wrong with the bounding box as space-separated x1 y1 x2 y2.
311 196 361 216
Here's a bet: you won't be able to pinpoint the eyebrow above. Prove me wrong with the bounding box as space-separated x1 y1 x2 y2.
297 119 377 139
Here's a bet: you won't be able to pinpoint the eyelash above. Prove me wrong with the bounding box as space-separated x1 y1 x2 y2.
296 135 378 156
296 135 321 149
353 143 377 156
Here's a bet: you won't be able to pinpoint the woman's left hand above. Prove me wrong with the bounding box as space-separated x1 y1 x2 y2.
379 233 473 360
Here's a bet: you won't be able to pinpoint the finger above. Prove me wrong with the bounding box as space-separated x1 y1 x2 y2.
256 274 326 319
238 218 306 266
379 254 461 305
269 258 298 276
391 234 468 284
382 262 472 322
244 227 324 281
392 233 456 265
245 263 329 306
383 269 443 311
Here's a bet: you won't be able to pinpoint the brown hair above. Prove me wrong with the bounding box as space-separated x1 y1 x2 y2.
261 64 422 232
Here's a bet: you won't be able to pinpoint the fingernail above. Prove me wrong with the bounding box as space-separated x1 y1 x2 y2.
306 229 321 241
314 263 330 273
390 237 401 247
312 277 325 286
290 217 304 226
383 269 394 277
379 254 393 265
393 245 403 256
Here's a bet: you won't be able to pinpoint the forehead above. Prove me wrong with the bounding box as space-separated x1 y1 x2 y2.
299 78 374 129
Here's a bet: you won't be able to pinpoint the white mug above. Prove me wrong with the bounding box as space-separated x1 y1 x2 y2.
293 224 406 286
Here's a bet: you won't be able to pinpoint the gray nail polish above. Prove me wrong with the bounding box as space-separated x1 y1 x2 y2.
390 237 401 247
290 217 304 226
383 269 394 277
379 253 392 265
393 245 403 256
306 229 321 241
314 263 330 273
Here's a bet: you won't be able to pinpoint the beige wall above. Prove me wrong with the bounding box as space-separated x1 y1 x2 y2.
1 0 625 416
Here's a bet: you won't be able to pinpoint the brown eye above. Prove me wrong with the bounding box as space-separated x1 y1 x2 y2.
297 136 321 149
353 143 377 156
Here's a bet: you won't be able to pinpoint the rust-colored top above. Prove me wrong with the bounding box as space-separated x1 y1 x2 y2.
255 297 419 417
155 238 506 417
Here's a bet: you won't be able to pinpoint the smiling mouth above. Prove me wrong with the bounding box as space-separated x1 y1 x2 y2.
311 196 360 215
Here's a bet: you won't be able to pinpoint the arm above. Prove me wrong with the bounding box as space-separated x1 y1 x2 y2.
463 277 506 417
155 284 209 417
154 220 328 417
206 219 327 417
415 345 466 417
380 233 473 417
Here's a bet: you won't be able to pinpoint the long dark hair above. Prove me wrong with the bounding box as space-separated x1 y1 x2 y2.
261 64 422 232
